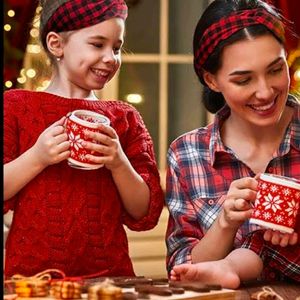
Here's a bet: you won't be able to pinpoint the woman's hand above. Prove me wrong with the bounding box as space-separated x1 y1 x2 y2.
219 177 258 229
263 229 298 247
82 124 129 172
32 116 70 167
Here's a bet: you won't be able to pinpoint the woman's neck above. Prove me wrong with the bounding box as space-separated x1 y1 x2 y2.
222 106 293 145
220 106 294 174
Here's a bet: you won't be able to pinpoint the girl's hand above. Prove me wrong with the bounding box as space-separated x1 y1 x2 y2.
32 117 70 167
263 229 298 247
82 124 128 171
220 177 258 229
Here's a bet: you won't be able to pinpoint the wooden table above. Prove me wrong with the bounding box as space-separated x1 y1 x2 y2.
236 281 300 299
4 280 299 300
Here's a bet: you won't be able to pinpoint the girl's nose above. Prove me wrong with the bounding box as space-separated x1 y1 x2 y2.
103 50 117 65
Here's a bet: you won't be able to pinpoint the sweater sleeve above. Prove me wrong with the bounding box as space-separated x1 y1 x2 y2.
3 90 20 213
120 108 164 231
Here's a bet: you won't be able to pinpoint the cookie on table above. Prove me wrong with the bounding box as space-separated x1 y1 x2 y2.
50 280 82 299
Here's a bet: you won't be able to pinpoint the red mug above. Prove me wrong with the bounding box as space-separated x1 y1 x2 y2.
250 173 300 233
65 110 110 170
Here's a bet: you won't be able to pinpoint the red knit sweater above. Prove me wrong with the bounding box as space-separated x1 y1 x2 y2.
4 90 164 278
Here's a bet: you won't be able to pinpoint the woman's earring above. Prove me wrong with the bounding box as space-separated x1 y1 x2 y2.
56 57 61 62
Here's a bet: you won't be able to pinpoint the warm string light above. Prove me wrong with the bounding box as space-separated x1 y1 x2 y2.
294 70 300 82
5 81 13 88
4 10 15 32
4 4 51 90
287 48 300 95
7 10 15 17
4 8 17 88
125 94 143 104
4 24 11 31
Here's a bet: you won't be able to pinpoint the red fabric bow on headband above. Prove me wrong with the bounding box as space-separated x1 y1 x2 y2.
43 0 128 35
194 8 285 76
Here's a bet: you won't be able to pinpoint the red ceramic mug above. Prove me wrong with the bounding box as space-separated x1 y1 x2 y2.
250 173 300 233
65 110 110 170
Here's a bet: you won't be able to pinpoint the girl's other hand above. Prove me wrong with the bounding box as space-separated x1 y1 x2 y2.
220 177 258 229
82 124 129 171
32 116 70 167
263 229 298 247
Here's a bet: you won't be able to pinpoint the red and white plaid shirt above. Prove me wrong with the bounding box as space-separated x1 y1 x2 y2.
166 95 300 282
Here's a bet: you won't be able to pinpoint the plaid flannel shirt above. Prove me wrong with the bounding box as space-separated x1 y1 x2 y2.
166 95 300 281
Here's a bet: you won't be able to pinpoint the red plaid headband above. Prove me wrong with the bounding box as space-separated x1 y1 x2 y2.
42 0 127 37
194 8 285 75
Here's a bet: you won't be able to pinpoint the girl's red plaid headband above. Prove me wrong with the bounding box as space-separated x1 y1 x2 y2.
194 8 285 75
43 0 128 36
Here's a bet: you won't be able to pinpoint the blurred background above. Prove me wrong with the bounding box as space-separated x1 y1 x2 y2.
3 0 300 278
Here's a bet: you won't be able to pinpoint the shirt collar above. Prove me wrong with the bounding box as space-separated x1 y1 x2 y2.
284 94 300 152
209 94 300 166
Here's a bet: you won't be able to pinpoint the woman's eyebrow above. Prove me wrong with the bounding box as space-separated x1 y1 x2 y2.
229 57 283 76
266 57 283 68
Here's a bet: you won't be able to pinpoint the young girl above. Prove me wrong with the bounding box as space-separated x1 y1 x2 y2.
166 0 299 289
4 0 164 278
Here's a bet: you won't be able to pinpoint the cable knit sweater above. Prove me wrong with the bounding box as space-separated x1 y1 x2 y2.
4 89 164 278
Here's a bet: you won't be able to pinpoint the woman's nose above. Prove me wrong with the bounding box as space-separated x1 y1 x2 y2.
255 78 273 99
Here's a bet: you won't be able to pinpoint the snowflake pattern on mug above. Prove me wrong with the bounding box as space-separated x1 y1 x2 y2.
251 177 300 231
65 117 100 164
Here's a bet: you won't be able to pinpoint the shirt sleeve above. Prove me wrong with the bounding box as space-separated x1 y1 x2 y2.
241 230 300 282
165 146 204 274
120 108 164 231
3 91 20 213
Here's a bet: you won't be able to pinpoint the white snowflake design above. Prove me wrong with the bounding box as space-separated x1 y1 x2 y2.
270 185 279 193
275 215 284 223
70 149 76 156
79 153 86 161
71 123 79 131
295 192 300 200
68 131 84 151
262 193 284 213
288 219 294 227
83 128 91 136
254 210 261 217
254 191 262 207
263 212 272 220
261 183 268 190
285 200 300 218
282 188 291 196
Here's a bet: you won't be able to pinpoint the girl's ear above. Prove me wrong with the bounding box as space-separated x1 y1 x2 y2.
46 31 64 59
203 71 220 92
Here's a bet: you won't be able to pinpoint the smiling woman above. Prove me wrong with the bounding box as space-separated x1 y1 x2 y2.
205 35 290 137
165 0 300 289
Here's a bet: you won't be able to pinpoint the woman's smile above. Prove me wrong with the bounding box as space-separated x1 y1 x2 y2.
247 97 277 116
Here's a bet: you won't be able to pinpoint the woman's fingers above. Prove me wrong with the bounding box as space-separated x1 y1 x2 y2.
233 198 252 211
263 230 298 246
224 209 253 224
229 177 258 191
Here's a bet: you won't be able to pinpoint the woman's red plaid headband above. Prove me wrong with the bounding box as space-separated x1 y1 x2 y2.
42 0 128 36
194 8 285 75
